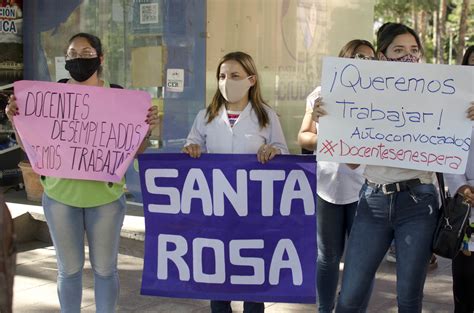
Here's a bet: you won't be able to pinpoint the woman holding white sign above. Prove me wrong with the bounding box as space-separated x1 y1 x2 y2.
183 51 289 313
6 33 159 313
333 23 474 312
298 39 375 313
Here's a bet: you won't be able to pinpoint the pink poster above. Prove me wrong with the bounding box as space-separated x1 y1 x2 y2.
13 80 151 182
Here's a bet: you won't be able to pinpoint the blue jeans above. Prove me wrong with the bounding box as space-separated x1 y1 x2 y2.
43 194 126 313
317 196 362 313
336 183 439 313
210 300 264 313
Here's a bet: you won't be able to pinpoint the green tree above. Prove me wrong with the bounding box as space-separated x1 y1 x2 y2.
374 0 473 64
455 0 472 63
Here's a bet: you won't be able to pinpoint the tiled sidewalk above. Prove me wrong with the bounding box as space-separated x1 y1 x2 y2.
13 241 454 313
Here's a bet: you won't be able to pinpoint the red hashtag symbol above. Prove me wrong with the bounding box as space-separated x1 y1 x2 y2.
319 140 338 156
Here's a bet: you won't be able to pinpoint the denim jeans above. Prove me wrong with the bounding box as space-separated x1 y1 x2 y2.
43 194 127 313
336 183 439 313
317 196 363 313
210 301 264 313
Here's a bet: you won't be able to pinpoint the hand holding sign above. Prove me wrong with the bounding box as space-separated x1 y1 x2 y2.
12 80 151 182
311 96 326 123
182 143 202 158
146 105 160 127
468 102 474 120
257 143 281 164
5 95 18 120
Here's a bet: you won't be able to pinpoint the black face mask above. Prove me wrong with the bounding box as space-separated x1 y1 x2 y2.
65 57 100 82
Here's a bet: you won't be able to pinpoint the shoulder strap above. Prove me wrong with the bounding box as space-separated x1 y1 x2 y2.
436 172 449 216
109 83 123 89
57 79 123 89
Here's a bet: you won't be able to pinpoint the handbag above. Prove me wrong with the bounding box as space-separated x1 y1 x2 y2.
432 173 471 259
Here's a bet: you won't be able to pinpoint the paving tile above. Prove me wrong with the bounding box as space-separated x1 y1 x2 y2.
14 256 58 292
13 281 60 310
16 245 57 265
265 302 316 312
127 300 208 313
421 302 453 313
12 304 61 313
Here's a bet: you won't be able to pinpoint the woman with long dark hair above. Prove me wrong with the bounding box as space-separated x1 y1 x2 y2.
6 33 159 313
333 23 474 312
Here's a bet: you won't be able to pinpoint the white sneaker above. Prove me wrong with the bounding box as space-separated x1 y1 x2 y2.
386 246 396 263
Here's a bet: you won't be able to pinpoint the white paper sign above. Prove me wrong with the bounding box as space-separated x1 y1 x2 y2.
55 56 70 82
317 57 473 174
166 68 184 92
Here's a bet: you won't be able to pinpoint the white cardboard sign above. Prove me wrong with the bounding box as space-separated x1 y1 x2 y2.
317 57 473 174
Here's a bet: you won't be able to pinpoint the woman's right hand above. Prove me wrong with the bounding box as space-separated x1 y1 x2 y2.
182 144 202 158
311 96 327 123
467 101 474 120
5 95 19 122
457 185 474 205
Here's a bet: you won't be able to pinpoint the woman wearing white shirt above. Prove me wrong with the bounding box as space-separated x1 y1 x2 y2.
183 51 288 313
444 45 474 313
298 39 375 313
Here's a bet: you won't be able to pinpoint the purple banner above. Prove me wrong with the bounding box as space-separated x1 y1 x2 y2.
138 153 317 303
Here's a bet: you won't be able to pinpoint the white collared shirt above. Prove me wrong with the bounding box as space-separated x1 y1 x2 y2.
185 102 289 154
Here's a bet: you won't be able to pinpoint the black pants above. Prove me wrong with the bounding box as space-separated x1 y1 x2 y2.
210 301 264 313
452 252 474 313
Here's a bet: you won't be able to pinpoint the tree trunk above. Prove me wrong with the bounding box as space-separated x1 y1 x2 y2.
437 0 448 64
456 0 471 64
419 11 428 45
413 1 419 33
433 9 438 63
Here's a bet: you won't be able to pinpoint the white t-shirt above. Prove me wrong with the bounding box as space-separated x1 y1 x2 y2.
307 87 365 204
364 165 435 185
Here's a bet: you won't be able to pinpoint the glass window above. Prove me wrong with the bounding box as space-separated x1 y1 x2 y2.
206 0 374 153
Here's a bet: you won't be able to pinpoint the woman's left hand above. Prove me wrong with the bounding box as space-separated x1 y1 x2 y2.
146 106 160 127
143 105 159 139
311 96 327 123
458 185 474 205
257 144 280 164
468 102 474 121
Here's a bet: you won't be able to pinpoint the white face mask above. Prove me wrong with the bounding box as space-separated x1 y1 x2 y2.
218 76 252 103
